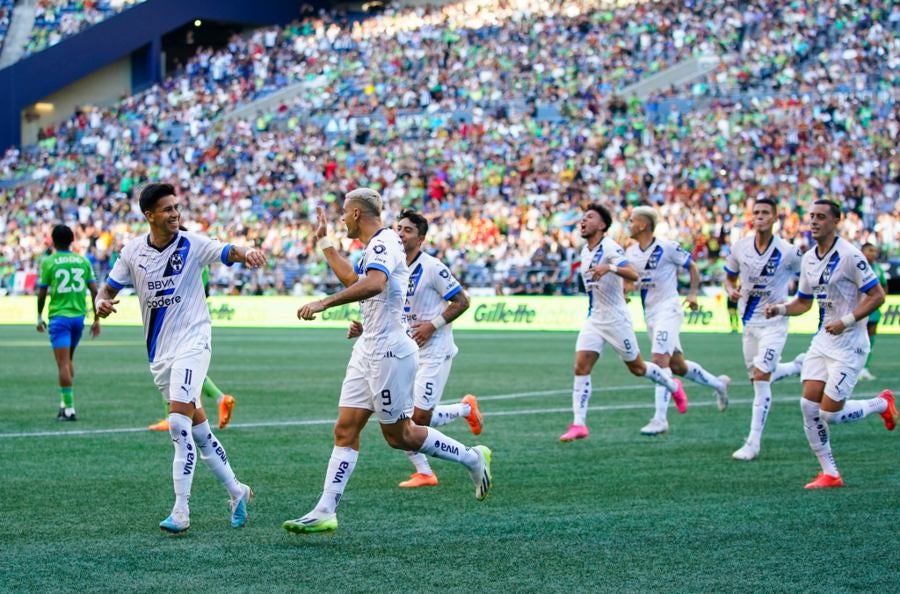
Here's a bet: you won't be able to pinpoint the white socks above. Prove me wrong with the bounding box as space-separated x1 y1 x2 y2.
800 398 838 476
747 381 772 445
572 375 591 425
770 362 799 383
684 360 725 391
431 402 471 427
406 450 434 476
821 398 887 425
191 420 243 499
653 368 673 422
417 427 479 469
314 446 359 514
643 362 678 393
167 413 196 512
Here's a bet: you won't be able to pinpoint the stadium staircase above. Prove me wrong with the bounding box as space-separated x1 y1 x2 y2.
620 55 721 100
0 0 36 69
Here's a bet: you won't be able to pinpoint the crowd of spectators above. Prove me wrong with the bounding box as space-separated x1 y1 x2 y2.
0 0 14 53
1 0 897 297
23 0 145 56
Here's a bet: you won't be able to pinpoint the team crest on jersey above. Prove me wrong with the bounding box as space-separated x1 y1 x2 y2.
644 245 664 270
407 263 424 297
590 245 605 266
761 248 782 277
163 236 191 277
168 253 184 273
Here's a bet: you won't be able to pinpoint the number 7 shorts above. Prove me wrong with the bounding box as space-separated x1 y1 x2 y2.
339 347 417 424
800 342 866 402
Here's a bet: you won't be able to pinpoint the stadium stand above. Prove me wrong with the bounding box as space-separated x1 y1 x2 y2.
23 0 146 56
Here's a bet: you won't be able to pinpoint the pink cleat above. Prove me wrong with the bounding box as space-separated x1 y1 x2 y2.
878 390 897 431
559 424 589 442
671 379 688 414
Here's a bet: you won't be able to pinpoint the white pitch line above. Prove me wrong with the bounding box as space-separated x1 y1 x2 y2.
0 390 886 440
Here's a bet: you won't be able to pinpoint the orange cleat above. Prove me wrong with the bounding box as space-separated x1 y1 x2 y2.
878 390 897 431
462 394 483 435
804 472 844 489
218 394 236 429
399 472 439 488
148 419 169 432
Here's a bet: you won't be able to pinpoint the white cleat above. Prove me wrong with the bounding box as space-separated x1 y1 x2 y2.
640 418 669 435
715 375 731 412
468 445 493 501
159 508 190 533
858 368 876 381
732 441 760 461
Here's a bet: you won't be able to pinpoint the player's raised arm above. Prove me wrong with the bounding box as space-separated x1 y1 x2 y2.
313 206 358 287
298 268 387 320
226 245 266 268
88 279 101 337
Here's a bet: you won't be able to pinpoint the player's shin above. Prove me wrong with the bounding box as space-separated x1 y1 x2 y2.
406 450 434 475
684 361 725 391
314 446 359 514
821 398 887 425
748 381 772 444
770 363 797 382
643 362 677 392
432 402 468 427
653 369 672 422
191 420 243 498
800 398 838 476
418 427 479 469
168 413 197 511
572 375 591 425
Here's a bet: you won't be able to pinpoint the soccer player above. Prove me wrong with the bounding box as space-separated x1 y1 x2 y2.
858 243 887 380
283 189 492 534
36 224 100 421
724 198 805 460
393 208 482 487
559 203 687 442
95 183 263 532
764 200 895 489
625 206 730 436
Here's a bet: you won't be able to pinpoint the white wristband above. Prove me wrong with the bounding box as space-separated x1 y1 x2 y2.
840 313 856 328
609 264 619 274
775 304 787 316
37 315 44 325
431 316 447 330
317 237 333 250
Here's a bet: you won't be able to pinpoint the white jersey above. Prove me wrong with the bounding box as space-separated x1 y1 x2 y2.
625 238 691 320
107 231 231 362
798 237 879 355
725 234 802 327
404 250 462 360
354 228 417 359
580 236 631 322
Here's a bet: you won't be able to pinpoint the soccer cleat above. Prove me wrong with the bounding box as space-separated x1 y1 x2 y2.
56 407 65 420
159 509 190 533
218 394 236 429
559 424 589 442
732 441 760 461
640 418 668 436
715 376 730 412
468 445 493 501
858 368 876 381
804 472 844 489
58 411 77 422
671 379 688 414
462 394 483 435
399 472 439 488
148 419 170 432
878 390 897 431
283 510 338 534
230 483 253 528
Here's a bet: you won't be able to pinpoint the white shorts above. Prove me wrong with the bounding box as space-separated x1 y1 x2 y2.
575 317 640 362
801 343 866 402
414 355 454 411
647 313 683 355
339 348 418 424
742 324 788 376
150 344 211 407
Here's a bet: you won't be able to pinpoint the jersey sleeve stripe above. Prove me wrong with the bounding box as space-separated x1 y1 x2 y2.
220 245 234 266
107 276 125 290
366 263 390 277
797 291 814 299
616 259 629 267
859 278 878 293
723 265 737 276
443 285 462 300
682 254 692 269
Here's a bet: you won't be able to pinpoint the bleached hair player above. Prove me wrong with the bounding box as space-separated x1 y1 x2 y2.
626 205 731 436
724 197 806 461
764 199 895 489
283 188 492 535
95 183 264 533
559 203 688 442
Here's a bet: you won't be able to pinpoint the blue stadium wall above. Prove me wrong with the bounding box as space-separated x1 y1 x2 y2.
0 0 327 150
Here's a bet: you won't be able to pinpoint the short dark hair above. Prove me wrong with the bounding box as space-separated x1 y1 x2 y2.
861 242 877 250
139 183 176 214
399 209 428 237
586 203 612 230
813 199 841 219
754 197 778 212
51 224 74 250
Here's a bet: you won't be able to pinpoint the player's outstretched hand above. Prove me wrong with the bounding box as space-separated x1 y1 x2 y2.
244 248 266 268
347 320 363 339
298 300 326 320
96 299 119 318
315 206 328 240
410 321 436 347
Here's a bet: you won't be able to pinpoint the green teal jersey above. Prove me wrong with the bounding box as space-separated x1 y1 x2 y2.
39 251 96 318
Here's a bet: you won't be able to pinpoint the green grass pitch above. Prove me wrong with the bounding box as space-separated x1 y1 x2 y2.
1 326 898 592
